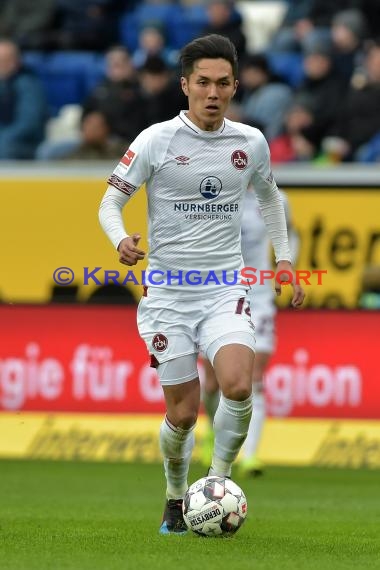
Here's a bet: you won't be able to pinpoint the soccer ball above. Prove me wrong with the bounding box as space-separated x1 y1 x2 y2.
182 476 247 537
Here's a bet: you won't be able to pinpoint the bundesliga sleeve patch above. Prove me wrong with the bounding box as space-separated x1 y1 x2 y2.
120 148 136 168
107 174 137 196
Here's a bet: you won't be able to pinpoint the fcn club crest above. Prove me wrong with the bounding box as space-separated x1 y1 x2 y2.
152 333 168 352
231 150 248 170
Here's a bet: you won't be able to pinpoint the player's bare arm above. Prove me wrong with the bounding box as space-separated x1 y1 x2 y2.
118 234 146 266
275 260 305 308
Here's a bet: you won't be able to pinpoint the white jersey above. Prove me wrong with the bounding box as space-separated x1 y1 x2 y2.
241 189 295 300
99 110 291 297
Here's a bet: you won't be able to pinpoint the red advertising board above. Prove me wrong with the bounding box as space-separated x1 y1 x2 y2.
0 305 379 418
0 305 158 414
266 310 380 419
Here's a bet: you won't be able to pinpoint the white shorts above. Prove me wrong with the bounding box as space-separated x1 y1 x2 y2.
137 286 256 385
248 290 276 354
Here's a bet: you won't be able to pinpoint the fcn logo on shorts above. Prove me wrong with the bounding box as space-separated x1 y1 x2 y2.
231 150 248 170
152 333 168 352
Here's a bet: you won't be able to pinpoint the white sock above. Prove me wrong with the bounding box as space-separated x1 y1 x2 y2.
202 389 220 426
242 384 266 459
159 416 195 500
210 393 252 477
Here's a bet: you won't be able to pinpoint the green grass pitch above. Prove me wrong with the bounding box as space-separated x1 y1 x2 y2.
0 460 379 570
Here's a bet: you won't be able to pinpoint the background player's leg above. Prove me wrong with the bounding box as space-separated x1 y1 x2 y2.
239 351 270 475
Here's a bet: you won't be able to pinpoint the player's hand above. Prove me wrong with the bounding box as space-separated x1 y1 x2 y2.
117 234 146 266
275 260 305 308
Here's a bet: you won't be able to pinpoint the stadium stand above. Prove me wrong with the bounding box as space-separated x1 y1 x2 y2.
22 48 304 116
23 51 105 115
266 51 304 87
7 0 379 162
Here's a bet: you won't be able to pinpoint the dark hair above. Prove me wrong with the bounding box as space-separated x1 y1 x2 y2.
180 34 238 79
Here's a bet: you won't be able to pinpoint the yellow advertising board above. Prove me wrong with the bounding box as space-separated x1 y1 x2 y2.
1 413 380 469
0 176 379 308
0 177 148 303
281 188 380 309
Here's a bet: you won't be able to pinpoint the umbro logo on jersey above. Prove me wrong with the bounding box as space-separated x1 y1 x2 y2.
175 155 190 165
231 150 248 170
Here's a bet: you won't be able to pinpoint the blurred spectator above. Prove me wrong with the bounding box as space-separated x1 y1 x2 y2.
332 9 368 54
331 9 368 82
82 45 144 144
321 39 380 161
307 0 361 34
235 54 293 141
295 43 346 140
138 55 187 127
202 0 247 60
0 0 56 50
37 111 126 160
0 39 48 159
270 0 313 52
132 22 179 69
269 95 322 163
51 0 126 51
270 0 360 53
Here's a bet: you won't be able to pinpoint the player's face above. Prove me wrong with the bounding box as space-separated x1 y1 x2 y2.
181 58 238 131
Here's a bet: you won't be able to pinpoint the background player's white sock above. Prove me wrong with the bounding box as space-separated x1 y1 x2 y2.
202 389 220 426
159 416 195 500
210 394 252 477
242 382 266 459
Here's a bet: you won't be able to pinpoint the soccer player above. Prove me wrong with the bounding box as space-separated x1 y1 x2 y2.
201 187 300 476
99 34 305 535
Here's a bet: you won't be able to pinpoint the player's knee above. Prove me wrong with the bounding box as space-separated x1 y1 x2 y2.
222 382 252 402
177 414 198 430
169 409 198 430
